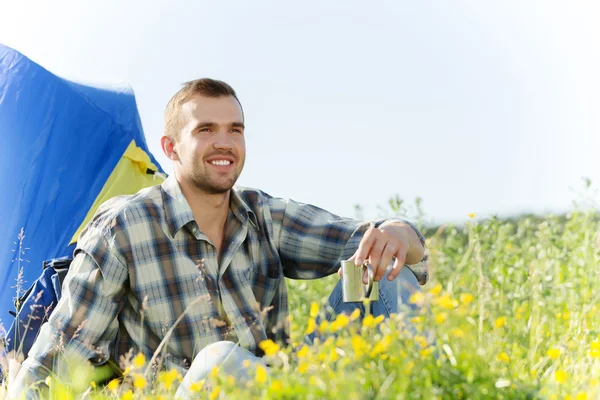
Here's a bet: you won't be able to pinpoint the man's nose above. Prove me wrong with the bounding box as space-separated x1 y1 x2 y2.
213 130 234 149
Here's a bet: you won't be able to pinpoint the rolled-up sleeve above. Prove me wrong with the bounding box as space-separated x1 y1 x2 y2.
13 220 129 393
268 197 428 283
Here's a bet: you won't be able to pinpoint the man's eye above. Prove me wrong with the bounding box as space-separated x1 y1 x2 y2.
199 128 212 132
232 128 243 133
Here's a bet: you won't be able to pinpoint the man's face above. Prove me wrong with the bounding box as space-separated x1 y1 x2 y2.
173 95 246 194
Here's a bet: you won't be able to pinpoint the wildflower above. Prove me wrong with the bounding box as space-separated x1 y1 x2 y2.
107 379 120 392
90 381 97 389
158 369 181 390
434 294 458 310
362 314 384 328
330 313 350 331
459 293 474 306
555 369 567 384
405 361 415 373
451 328 465 338
329 347 340 362
468 213 476 219
133 374 147 390
350 308 361 321
259 339 280 356
351 335 368 357
494 316 507 329
435 312 447 324
210 386 221 400
497 352 510 363
590 341 600 358
133 352 146 368
297 345 309 359
189 380 205 392
270 380 283 392
409 292 425 306
414 335 428 348
310 302 319 318
429 283 442 295
305 318 316 335
298 362 309 374
319 320 329 332
255 365 268 384
576 393 587 400
547 348 561 360
121 390 133 400
210 366 219 380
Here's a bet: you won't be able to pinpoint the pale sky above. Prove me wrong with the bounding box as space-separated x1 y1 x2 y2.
1 0 598 225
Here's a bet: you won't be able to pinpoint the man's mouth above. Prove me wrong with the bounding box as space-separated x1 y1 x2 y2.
209 160 232 166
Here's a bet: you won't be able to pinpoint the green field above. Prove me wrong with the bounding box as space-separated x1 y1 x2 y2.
3 204 599 399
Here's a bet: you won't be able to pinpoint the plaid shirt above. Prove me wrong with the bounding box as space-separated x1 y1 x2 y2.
21 175 428 380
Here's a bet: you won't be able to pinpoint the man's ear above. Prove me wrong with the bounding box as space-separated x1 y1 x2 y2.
161 136 179 161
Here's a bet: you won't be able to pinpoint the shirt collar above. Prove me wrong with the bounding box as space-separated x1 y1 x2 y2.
161 175 259 237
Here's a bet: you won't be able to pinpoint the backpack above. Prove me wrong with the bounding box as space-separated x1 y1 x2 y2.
2 256 73 359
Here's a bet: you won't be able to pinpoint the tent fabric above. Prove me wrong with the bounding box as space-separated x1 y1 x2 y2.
0 43 165 332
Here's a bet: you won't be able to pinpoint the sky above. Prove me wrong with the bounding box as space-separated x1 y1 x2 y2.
1 0 598 225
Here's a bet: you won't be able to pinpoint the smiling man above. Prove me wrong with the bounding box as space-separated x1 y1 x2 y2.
11 79 429 398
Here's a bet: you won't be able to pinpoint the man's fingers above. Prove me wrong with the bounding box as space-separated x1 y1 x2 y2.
368 239 387 281
377 242 397 281
355 229 376 265
387 247 408 281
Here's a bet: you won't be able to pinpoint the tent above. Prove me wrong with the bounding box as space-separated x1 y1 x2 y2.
0 44 166 338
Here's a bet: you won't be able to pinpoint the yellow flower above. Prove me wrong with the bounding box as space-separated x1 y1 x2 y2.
434 294 458 310
133 353 146 369
259 339 280 356
210 386 221 400
467 213 476 219
547 348 561 360
305 318 316 335
497 352 510 363
330 313 350 332
189 380 205 392
405 361 415 373
319 320 329 332
297 345 309 359
555 369 568 384
435 312 447 324
90 381 96 389
576 393 587 400
409 292 425 306
107 379 120 392
351 335 368 357
158 369 181 390
494 316 507 329
133 374 147 390
350 308 361 321
255 364 268 384
451 328 465 338
270 380 283 392
459 293 474 306
298 362 309 374
414 335 428 348
429 283 442 296
310 302 320 318
362 314 384 328
590 341 600 358
121 390 133 400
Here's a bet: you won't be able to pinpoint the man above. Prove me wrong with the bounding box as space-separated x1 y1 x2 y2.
11 78 428 398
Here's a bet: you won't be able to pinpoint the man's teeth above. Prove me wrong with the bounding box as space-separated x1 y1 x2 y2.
210 160 232 166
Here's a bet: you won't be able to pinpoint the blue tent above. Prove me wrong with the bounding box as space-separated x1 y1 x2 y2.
0 44 165 339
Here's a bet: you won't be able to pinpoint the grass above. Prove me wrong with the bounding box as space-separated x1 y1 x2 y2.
2 200 599 399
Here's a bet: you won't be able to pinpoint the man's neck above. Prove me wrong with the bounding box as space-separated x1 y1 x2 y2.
177 177 230 250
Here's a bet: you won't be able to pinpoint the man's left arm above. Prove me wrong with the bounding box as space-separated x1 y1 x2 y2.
268 197 428 284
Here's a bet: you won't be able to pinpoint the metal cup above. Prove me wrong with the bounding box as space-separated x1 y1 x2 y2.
341 260 379 302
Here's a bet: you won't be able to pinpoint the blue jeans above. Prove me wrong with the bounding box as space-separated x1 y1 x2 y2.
175 266 424 399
